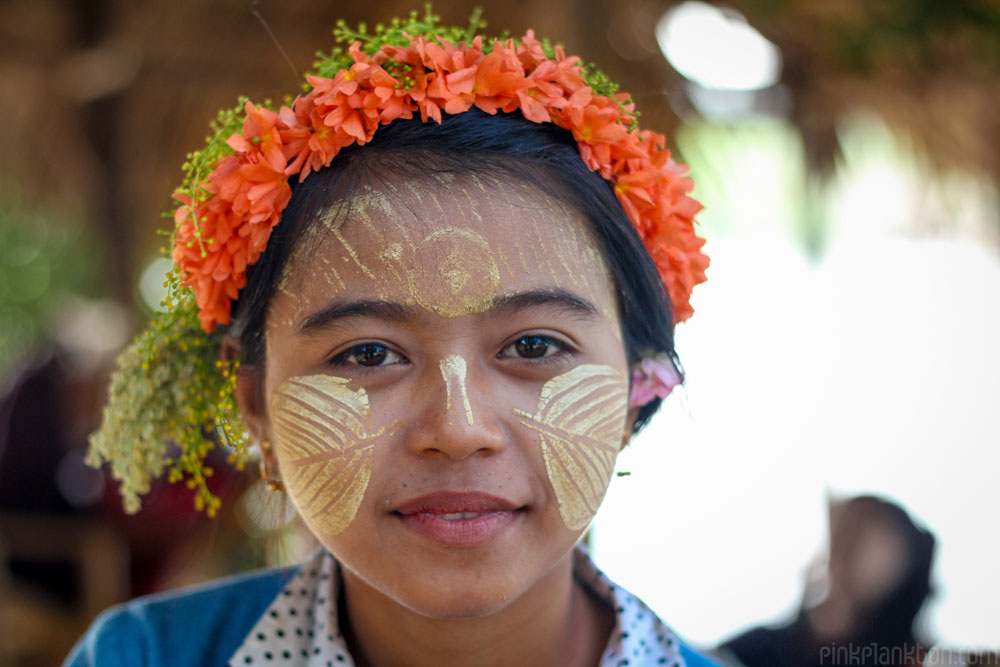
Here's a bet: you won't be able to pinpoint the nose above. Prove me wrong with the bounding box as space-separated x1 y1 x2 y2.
405 354 507 460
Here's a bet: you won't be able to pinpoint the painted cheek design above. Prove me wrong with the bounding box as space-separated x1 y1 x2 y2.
514 364 629 530
439 354 474 425
270 375 395 536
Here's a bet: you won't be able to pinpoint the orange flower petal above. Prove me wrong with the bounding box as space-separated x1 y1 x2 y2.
176 27 708 330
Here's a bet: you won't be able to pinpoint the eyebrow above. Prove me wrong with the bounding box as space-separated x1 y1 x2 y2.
296 288 599 336
298 300 414 336
489 288 598 321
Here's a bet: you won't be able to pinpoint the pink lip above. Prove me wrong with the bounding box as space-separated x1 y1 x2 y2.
392 492 525 547
393 491 522 515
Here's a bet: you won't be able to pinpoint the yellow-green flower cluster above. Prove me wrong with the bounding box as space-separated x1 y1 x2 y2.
311 6 486 81
88 98 259 516
87 272 250 516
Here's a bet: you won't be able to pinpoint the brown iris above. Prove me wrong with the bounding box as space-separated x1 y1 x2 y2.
515 335 551 359
340 343 389 366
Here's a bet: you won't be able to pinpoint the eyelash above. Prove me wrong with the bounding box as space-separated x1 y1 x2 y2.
497 334 573 363
327 333 574 371
328 342 407 370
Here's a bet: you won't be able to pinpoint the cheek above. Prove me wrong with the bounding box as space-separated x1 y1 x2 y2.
514 364 628 529
269 374 394 536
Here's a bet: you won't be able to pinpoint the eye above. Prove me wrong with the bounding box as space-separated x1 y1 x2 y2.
330 342 405 368
498 334 568 360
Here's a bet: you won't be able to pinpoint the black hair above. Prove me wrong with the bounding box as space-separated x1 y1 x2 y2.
229 109 678 433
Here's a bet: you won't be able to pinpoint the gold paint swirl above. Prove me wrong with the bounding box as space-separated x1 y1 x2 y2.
439 354 474 426
408 227 501 317
270 375 394 536
514 364 628 530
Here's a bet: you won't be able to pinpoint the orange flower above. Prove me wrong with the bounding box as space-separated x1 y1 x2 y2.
615 169 660 225
515 30 548 69
416 35 484 75
173 28 709 332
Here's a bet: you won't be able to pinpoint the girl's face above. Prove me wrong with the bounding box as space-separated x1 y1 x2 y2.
245 176 631 618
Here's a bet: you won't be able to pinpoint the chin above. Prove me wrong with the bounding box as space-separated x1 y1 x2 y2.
390 581 518 619
351 556 533 620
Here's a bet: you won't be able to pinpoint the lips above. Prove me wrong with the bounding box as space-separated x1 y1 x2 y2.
393 491 523 516
392 491 525 546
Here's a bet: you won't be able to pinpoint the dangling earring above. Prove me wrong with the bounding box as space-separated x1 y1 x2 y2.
258 441 285 492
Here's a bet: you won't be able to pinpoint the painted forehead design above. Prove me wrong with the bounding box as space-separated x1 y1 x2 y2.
274 176 620 330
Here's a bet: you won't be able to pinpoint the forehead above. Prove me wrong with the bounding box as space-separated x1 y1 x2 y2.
271 174 618 326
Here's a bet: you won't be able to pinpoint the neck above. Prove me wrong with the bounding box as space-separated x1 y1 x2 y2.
339 549 613 667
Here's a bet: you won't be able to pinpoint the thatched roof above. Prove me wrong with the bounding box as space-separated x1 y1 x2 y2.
733 0 1000 177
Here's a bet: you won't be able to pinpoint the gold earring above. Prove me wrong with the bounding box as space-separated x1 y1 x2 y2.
258 441 285 492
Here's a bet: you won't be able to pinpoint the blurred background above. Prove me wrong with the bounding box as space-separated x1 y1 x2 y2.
0 0 997 664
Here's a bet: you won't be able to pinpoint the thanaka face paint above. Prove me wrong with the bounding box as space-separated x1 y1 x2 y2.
273 175 620 333
439 354 474 426
269 374 396 536
515 364 629 530
256 175 631 620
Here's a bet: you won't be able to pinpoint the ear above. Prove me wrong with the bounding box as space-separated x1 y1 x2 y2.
223 336 271 460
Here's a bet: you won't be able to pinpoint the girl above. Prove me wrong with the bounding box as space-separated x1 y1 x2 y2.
69 11 713 666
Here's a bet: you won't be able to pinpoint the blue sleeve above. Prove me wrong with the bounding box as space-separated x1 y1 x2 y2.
64 604 151 667
681 642 725 667
63 566 298 667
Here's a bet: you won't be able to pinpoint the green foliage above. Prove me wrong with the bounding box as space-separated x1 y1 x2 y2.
87 275 251 515
89 95 257 515
311 5 487 80
170 98 249 258
828 0 1000 72
307 6 638 124
0 201 100 380
580 63 639 131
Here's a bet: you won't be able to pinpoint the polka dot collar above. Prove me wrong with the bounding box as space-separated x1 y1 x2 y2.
573 545 686 667
228 548 348 666
229 545 686 666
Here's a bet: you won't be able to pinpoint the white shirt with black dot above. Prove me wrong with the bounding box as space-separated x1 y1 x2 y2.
228 545 686 667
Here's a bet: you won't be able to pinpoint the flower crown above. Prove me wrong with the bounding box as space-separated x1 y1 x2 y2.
87 10 708 517
172 13 708 332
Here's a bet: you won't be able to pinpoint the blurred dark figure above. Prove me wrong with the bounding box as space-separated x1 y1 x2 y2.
0 350 123 667
719 495 936 667
0 346 252 666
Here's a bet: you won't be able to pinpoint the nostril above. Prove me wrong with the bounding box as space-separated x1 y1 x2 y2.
404 385 507 459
